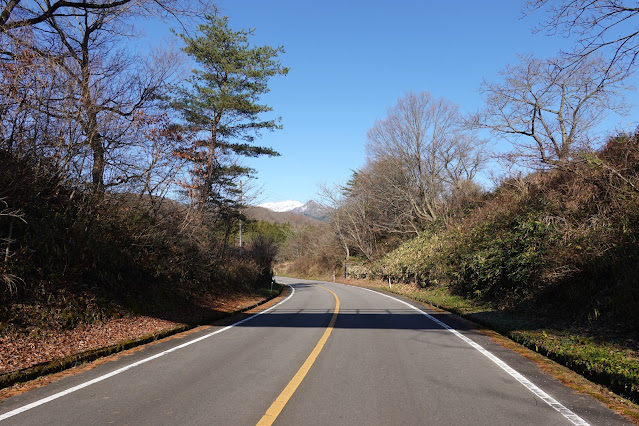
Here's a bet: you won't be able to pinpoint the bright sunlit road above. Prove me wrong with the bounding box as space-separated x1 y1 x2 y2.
0 277 631 425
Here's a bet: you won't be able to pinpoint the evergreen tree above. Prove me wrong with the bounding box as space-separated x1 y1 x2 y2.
171 14 287 212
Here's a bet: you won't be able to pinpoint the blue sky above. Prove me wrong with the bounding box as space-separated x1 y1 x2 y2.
147 1 639 204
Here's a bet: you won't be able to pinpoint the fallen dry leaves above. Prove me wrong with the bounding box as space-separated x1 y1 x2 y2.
0 292 267 376
0 316 177 374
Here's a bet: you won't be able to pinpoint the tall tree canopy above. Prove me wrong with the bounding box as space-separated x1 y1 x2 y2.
366 91 485 224
171 14 288 212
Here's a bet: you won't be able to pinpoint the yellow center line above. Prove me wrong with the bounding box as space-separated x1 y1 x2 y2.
256 285 340 426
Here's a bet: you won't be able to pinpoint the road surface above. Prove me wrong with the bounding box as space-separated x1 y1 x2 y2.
0 277 631 425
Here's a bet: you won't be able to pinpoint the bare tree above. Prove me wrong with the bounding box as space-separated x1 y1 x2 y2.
351 159 419 237
0 5 182 198
526 0 639 72
1 196 25 264
55 10 181 195
366 91 486 224
1 0 134 33
0 0 202 35
470 54 629 167
1 0 210 202
320 183 378 262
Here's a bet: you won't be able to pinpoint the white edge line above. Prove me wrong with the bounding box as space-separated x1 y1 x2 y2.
356 286 590 426
0 286 295 422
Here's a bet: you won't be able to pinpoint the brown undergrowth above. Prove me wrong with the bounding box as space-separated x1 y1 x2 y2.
0 289 278 391
0 149 280 387
0 287 288 401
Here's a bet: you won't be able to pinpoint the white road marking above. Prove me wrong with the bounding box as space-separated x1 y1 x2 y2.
358 287 590 426
0 287 295 422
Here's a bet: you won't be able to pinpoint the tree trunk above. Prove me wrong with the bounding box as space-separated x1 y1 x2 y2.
343 244 349 278
81 21 106 199
200 112 223 210
91 134 105 196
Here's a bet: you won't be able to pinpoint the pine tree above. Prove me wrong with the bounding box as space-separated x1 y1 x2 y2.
171 14 287 212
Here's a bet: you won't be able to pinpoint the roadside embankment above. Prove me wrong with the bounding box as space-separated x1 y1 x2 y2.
337 277 639 419
0 287 282 391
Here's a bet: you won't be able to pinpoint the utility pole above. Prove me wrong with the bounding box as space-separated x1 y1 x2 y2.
238 180 243 248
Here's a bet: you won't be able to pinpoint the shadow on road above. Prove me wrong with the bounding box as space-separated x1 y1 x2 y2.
227 307 490 332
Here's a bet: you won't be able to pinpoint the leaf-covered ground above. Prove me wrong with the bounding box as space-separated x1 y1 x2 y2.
0 293 266 375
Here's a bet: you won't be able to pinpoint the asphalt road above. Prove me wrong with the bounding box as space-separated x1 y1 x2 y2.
0 277 632 425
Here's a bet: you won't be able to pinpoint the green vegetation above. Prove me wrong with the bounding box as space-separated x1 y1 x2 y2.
279 132 639 403
238 220 292 247
170 14 287 211
346 133 639 324
332 132 639 403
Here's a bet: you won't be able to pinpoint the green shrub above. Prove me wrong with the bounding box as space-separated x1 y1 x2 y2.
452 213 557 306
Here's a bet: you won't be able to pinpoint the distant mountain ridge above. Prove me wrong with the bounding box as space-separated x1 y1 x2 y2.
256 200 328 221
245 206 320 226
290 200 328 221
257 200 303 212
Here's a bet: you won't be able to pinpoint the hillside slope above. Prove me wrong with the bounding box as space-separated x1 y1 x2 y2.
245 206 321 226
340 133 639 402
0 151 277 363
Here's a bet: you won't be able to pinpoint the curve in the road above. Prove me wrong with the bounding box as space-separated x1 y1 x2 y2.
257 285 340 426
0 279 624 425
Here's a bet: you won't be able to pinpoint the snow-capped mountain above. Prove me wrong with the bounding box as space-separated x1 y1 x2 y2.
290 200 327 220
255 200 329 222
257 200 303 212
